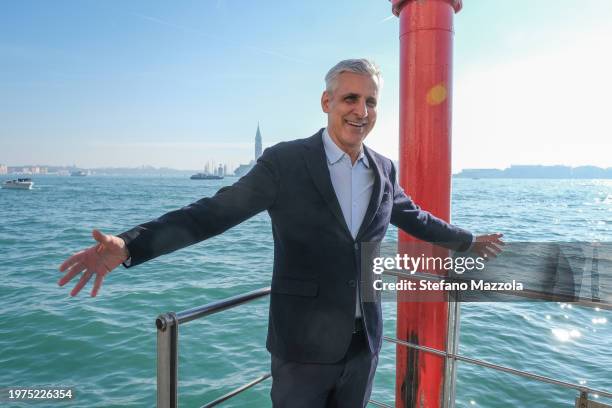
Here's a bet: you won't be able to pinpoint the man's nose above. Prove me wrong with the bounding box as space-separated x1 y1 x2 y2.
353 99 368 118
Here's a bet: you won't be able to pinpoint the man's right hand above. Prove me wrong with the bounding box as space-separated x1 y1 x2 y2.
58 229 129 297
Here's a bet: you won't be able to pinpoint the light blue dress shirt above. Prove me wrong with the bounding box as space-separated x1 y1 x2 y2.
322 128 374 318
322 129 374 239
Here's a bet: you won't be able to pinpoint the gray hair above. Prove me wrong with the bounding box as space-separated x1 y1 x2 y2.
324 58 382 93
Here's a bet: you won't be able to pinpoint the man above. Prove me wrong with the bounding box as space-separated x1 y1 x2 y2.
59 59 503 407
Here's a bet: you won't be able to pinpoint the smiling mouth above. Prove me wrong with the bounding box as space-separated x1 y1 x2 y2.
346 120 367 128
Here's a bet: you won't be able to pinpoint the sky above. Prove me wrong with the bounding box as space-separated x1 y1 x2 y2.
1 0 611 172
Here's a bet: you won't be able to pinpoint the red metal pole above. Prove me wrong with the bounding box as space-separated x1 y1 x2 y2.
391 0 462 407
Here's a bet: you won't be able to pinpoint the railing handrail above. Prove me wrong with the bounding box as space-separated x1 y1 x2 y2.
156 287 271 329
156 287 272 408
383 336 612 400
199 373 271 408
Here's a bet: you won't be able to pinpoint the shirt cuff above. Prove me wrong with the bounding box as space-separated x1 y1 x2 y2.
119 236 132 267
122 257 132 268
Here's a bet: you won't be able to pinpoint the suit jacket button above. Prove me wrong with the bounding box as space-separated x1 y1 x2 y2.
348 280 356 288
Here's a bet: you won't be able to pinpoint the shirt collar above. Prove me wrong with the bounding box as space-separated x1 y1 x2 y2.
322 128 369 168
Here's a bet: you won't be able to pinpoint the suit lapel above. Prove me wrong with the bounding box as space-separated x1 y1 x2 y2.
356 146 384 241
302 130 353 240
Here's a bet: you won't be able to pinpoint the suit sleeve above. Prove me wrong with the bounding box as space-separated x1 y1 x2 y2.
118 147 280 267
389 162 473 252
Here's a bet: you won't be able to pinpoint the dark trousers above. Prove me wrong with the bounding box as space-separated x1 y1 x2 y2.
270 329 378 408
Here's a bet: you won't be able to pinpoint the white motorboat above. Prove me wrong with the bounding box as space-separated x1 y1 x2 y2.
2 178 34 190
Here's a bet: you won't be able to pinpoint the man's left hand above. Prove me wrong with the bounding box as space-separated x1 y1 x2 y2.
471 233 504 260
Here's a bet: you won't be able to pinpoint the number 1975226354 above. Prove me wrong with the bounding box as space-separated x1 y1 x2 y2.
3 387 74 400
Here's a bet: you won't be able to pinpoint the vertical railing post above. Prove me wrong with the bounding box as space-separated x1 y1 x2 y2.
443 293 461 408
157 312 179 408
576 391 587 408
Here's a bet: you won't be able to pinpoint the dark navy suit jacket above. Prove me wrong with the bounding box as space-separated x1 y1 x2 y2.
119 129 473 363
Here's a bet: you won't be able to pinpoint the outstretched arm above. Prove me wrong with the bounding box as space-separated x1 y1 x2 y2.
118 148 279 267
389 163 504 255
58 148 280 296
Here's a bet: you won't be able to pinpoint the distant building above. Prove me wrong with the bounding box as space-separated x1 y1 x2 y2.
0 164 7 175
255 123 262 160
234 162 254 177
234 123 264 177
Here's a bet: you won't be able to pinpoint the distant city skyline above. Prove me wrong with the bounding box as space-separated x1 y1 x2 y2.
1 1 611 171
1 122 267 175
3 163 611 178
455 164 612 179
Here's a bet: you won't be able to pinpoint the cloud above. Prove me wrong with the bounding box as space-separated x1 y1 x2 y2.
378 15 395 24
131 12 220 41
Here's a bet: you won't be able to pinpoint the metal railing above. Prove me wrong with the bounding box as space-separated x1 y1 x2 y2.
156 283 611 408
156 287 271 408
156 286 392 408
384 337 612 401
382 270 612 407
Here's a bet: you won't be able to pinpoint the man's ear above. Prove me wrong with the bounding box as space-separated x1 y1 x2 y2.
321 90 330 113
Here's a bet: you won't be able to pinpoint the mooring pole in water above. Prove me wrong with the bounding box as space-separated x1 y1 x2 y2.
390 0 462 406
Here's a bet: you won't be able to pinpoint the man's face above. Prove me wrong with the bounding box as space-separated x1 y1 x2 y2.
321 72 379 153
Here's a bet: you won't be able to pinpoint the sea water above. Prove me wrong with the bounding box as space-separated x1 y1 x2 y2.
0 176 610 407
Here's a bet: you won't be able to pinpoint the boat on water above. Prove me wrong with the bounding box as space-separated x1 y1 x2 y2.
2 178 34 190
190 173 223 180
70 170 89 177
